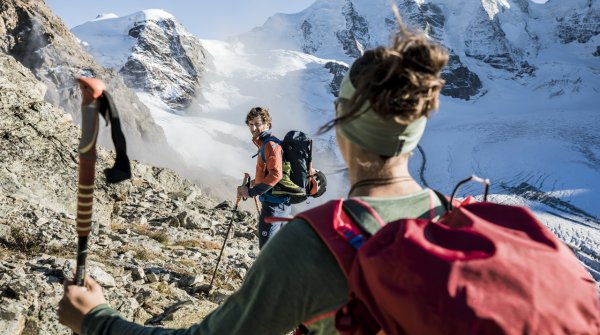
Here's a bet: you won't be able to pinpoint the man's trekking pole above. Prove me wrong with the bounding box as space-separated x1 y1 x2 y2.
208 173 250 294
241 172 260 215
253 197 261 215
72 77 131 334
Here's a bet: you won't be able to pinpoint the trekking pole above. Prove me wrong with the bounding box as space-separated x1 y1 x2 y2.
208 173 250 293
241 172 261 215
74 79 100 286
73 78 131 335
72 78 103 335
253 197 261 215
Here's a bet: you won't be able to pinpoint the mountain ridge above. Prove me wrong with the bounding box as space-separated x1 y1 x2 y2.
73 9 211 111
237 0 599 100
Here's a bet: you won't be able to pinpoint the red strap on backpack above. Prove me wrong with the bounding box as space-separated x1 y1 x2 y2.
296 200 357 277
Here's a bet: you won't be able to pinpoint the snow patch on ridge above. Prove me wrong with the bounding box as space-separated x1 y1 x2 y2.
92 13 119 21
481 0 511 19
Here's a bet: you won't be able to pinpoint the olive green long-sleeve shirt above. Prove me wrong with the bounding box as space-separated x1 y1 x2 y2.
82 190 444 335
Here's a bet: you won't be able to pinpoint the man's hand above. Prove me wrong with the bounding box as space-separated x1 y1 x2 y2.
237 185 250 199
58 276 107 333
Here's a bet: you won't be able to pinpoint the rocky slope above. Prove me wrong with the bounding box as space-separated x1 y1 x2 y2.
72 10 211 111
0 0 182 169
0 48 258 335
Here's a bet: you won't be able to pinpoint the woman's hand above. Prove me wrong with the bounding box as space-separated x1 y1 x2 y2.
58 276 107 333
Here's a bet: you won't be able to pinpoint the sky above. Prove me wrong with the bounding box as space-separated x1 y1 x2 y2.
46 0 548 40
45 0 316 40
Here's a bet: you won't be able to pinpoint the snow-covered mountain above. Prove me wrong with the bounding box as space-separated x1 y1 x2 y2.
69 1 600 287
73 9 210 111
238 0 599 100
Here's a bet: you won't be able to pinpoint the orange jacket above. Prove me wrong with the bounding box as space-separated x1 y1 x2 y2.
252 133 283 188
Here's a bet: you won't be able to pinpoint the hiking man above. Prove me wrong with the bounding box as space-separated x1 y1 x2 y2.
237 106 303 249
58 21 600 335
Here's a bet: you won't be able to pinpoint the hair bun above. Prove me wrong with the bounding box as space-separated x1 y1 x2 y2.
318 23 448 134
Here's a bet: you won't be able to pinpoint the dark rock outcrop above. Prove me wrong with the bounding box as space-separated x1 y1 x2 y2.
556 4 600 44
324 61 349 97
335 0 370 58
441 54 485 100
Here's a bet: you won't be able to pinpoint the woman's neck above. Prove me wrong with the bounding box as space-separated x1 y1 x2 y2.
348 177 422 197
347 156 422 197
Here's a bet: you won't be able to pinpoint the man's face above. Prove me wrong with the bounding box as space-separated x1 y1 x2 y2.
247 116 269 139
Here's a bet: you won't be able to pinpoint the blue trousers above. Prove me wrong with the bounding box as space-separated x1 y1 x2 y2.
258 201 291 249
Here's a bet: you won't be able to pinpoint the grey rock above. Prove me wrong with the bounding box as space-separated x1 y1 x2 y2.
7 277 29 299
183 212 212 230
117 297 140 321
0 224 11 241
179 274 204 287
214 201 232 210
134 288 159 304
88 266 116 288
0 299 26 335
146 272 159 283
131 267 145 281
160 273 171 282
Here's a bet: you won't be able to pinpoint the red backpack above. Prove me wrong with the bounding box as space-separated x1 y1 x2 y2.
296 177 600 335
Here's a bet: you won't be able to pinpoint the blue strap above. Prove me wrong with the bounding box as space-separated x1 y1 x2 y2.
344 230 365 249
259 137 282 162
259 193 289 204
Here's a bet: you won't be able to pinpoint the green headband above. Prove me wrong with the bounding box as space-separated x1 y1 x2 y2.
336 71 427 157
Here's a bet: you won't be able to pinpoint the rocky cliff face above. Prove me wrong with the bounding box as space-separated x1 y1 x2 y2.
0 52 258 334
335 1 370 58
73 10 211 111
0 0 180 168
555 0 600 44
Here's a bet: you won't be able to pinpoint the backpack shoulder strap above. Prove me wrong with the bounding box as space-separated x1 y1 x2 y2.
297 199 378 277
259 136 282 162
